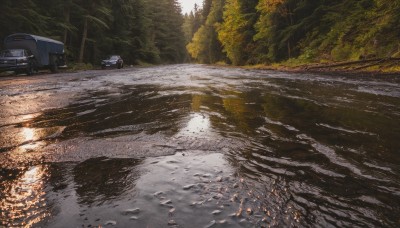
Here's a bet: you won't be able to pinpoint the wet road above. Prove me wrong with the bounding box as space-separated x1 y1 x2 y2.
0 64 399 227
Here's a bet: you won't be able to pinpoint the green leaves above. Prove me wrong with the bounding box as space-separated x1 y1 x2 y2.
217 0 259 65
2 0 397 65
186 0 225 64
185 0 399 65
0 0 186 65
86 15 110 29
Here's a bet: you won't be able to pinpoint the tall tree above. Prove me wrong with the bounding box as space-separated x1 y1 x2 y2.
217 0 258 65
0 0 48 46
77 0 111 63
187 0 226 63
202 0 213 22
146 0 186 63
183 4 203 45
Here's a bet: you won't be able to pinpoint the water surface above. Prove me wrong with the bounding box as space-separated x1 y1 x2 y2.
0 65 399 227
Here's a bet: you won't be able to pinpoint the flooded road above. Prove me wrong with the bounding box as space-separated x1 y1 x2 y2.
1 64 399 227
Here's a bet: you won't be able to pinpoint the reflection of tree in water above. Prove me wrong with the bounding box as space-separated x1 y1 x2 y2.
29 85 192 139
73 157 142 205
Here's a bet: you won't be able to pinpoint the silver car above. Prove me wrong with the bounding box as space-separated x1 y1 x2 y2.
101 55 124 69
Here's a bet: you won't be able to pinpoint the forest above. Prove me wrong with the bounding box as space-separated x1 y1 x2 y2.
185 0 400 66
0 0 186 66
1 0 399 67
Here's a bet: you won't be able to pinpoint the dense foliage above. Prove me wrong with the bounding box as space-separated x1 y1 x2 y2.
0 0 186 65
185 0 226 64
186 0 400 65
1 0 398 66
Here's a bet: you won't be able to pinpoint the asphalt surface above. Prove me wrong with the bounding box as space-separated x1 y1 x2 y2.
1 64 400 227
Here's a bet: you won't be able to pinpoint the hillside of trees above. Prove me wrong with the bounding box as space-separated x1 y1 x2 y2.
0 0 186 65
1 0 399 68
185 0 400 66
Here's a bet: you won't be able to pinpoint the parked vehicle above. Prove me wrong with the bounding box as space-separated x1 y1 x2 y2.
0 49 36 75
101 55 124 69
0 33 66 75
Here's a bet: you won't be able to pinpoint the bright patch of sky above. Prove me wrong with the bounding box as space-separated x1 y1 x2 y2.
178 0 203 14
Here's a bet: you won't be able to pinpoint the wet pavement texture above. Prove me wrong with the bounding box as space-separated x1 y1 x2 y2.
0 64 400 227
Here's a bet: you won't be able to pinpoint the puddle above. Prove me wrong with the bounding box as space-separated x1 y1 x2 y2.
1 64 400 227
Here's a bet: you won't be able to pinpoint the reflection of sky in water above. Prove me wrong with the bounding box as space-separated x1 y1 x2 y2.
177 113 211 137
14 126 64 153
1 166 49 227
19 127 43 152
22 127 35 141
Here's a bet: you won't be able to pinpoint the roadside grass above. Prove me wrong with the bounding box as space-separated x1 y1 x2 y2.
135 60 154 67
0 71 14 77
67 63 94 72
242 58 400 75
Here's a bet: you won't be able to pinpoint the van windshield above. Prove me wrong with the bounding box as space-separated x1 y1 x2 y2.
0 49 24 57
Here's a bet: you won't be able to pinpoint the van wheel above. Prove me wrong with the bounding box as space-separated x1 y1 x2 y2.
49 55 59 73
50 63 58 73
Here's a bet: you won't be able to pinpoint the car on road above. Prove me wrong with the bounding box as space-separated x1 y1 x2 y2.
101 55 124 69
0 49 37 75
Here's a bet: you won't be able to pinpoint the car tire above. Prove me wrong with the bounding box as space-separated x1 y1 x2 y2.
26 63 34 75
34 60 39 73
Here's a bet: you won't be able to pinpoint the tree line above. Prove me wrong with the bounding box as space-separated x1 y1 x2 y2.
184 0 400 65
1 0 398 67
0 0 186 65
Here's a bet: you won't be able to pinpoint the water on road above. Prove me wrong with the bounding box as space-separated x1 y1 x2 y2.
1 65 399 227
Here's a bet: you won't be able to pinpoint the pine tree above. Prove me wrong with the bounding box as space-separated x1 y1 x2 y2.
0 0 48 44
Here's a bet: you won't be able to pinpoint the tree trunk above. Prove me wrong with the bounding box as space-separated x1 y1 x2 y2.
63 0 71 45
78 16 88 63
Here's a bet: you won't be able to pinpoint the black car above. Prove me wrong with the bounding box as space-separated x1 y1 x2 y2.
101 55 124 69
0 49 37 75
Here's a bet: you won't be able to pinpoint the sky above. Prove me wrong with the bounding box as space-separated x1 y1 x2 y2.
178 0 203 14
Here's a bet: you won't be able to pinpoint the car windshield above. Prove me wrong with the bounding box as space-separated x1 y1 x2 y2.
0 49 24 57
108 56 119 60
